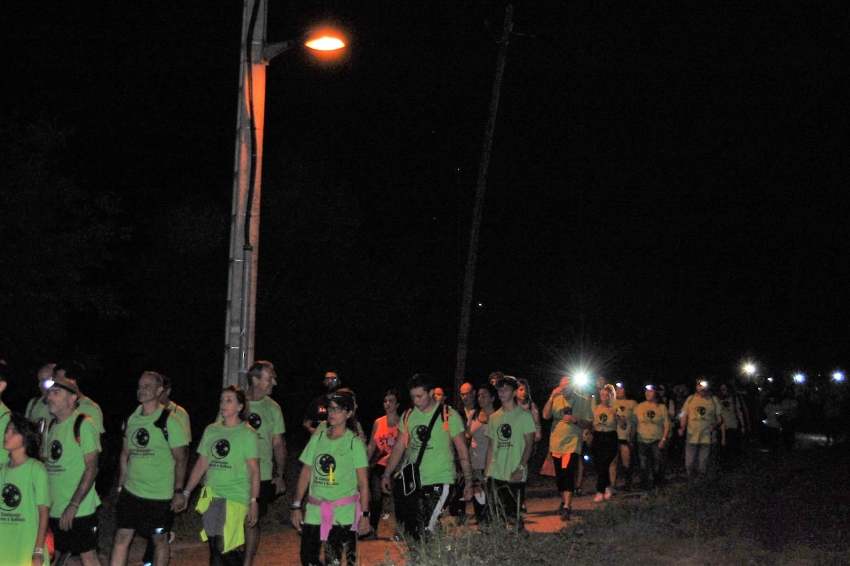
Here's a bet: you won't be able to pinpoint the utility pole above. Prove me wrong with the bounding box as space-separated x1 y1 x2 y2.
223 0 273 388
454 5 513 398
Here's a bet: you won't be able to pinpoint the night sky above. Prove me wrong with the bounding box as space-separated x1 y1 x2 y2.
2 1 847 429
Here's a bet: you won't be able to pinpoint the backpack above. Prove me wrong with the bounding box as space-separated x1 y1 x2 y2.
122 408 172 442
47 413 90 445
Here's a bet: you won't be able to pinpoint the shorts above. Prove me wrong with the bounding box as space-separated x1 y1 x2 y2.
50 513 99 554
553 453 579 493
115 489 174 537
257 479 278 517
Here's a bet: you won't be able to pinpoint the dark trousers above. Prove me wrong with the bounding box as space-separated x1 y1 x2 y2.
395 483 452 540
487 478 525 521
591 431 618 493
299 523 356 566
638 440 665 489
368 464 386 532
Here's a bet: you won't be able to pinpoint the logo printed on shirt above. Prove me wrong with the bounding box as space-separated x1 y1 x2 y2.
133 428 150 448
645 410 656 420
314 453 337 481
598 413 609 425
697 407 707 418
413 424 432 445
48 440 63 463
247 413 262 430
1 483 22 511
212 439 231 459
497 423 513 442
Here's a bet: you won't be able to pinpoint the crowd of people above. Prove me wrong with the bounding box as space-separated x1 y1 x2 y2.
0 358 845 566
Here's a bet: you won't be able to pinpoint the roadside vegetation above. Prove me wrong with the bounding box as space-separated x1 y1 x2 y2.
375 442 849 566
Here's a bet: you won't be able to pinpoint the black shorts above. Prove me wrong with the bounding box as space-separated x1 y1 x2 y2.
618 439 630 446
50 513 99 554
115 489 174 537
258 479 278 517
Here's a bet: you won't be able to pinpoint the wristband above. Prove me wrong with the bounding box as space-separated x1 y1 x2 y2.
361 511 371 518
117 486 123 493
290 501 302 510
69 501 80 509
182 490 191 498
250 498 258 503
174 488 184 494
33 548 44 555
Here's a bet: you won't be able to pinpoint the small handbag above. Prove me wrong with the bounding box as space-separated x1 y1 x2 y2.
398 406 443 496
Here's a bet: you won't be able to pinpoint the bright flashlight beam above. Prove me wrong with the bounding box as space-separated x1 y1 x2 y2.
744 364 756 375
573 372 588 387
833 371 845 383
793 373 806 384
305 36 345 51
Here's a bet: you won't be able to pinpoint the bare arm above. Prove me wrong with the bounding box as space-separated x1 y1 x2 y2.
59 450 99 530
117 438 129 489
510 431 537 483
289 464 312 531
176 454 208 512
356 467 371 534
380 430 408 494
246 457 260 527
272 433 287 493
452 432 474 501
170 445 188 511
366 420 379 462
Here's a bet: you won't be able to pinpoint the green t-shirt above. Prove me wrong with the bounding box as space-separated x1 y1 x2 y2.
43 411 102 518
245 396 286 481
0 459 52 566
614 398 636 441
197 422 259 506
298 423 367 526
26 396 53 428
166 400 192 442
718 396 740 430
548 393 593 455
593 404 618 433
124 405 189 499
78 396 105 434
682 394 721 444
400 405 464 486
634 401 670 443
0 401 10 464
485 406 536 482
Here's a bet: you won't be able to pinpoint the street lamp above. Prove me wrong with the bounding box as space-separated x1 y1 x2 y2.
222 0 344 388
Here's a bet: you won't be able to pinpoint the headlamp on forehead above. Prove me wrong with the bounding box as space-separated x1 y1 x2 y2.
615 382 624 389
698 380 709 388
44 379 56 389
645 384 654 391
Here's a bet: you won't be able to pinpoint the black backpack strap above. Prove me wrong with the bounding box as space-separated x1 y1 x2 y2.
73 413 87 445
154 408 171 441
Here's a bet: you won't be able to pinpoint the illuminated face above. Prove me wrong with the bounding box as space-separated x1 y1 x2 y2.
600 388 611 404
3 424 23 452
498 385 516 405
560 377 573 395
644 388 655 402
323 372 340 393
616 386 626 400
253 370 277 396
327 402 351 426
477 388 494 408
219 391 243 420
517 385 528 401
460 384 475 407
137 374 162 404
47 387 77 418
433 388 446 404
409 387 433 412
383 394 398 414
596 376 606 389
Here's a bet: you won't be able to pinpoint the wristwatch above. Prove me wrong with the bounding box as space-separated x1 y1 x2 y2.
361 511 371 518
517 464 525 471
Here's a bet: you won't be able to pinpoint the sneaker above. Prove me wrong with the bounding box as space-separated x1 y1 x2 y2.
560 506 571 522
573 488 583 496
592 492 604 503
604 487 613 501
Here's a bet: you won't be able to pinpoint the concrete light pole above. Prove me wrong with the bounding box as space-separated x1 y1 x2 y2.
222 0 343 387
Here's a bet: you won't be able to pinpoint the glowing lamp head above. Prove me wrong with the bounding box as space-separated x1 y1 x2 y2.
645 384 654 391
793 373 806 384
744 364 756 375
832 371 844 383
698 380 709 388
305 36 345 51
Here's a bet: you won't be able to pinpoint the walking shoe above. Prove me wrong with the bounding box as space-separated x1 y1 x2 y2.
604 487 613 501
593 492 604 503
560 506 571 522
573 487 583 496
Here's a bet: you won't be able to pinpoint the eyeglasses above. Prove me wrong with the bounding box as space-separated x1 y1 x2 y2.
327 405 345 414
